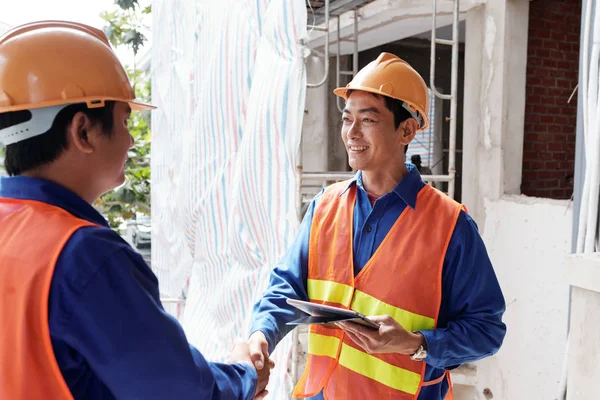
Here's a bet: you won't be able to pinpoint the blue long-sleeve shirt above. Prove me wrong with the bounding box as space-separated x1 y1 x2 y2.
250 164 506 400
0 176 257 400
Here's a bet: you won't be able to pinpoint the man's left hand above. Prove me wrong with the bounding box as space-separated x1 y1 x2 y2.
337 315 424 355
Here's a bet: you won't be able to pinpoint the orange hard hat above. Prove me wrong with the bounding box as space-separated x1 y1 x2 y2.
0 20 155 114
334 52 430 131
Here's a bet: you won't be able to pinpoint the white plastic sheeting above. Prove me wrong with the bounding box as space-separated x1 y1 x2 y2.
151 0 307 398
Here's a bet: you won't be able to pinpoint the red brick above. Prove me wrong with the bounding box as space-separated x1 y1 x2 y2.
541 115 555 123
537 49 551 58
532 161 545 170
548 125 562 133
539 170 557 179
538 29 553 39
523 170 539 181
534 142 548 151
528 76 542 86
523 0 580 200
542 78 556 86
556 79 574 89
548 142 564 151
529 38 543 48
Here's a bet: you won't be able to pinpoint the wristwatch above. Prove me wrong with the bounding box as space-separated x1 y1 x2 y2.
410 344 428 361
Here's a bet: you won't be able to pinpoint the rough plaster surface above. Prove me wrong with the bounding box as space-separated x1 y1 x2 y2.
567 287 600 399
471 197 571 400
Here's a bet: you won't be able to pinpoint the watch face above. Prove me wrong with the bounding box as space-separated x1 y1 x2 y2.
414 350 427 361
411 346 428 361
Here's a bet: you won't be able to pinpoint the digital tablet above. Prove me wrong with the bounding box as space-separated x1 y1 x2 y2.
286 298 380 329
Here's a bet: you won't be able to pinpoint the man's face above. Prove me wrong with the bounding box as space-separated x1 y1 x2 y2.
91 101 133 193
341 91 404 172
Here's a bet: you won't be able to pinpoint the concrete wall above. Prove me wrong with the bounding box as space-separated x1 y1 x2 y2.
567 286 600 399
303 55 330 173
564 254 600 399
467 196 571 400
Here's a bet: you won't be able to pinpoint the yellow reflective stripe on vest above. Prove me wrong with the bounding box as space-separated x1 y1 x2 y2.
307 279 354 306
338 344 421 394
308 332 340 358
351 290 435 332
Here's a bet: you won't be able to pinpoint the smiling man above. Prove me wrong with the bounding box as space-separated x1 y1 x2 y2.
0 21 270 400
248 53 506 399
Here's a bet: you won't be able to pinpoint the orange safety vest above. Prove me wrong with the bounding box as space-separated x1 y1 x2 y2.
0 198 95 400
293 181 463 400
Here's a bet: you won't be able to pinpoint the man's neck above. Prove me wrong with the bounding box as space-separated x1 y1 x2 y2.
22 162 99 205
361 163 409 196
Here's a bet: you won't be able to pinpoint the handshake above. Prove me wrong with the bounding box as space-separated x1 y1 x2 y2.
229 331 274 400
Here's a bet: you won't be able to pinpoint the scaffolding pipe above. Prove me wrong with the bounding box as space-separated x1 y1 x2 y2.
336 16 344 112
307 0 330 88
353 9 359 76
336 10 359 113
430 0 459 199
447 0 459 199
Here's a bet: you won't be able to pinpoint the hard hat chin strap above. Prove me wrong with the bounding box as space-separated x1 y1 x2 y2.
0 104 70 145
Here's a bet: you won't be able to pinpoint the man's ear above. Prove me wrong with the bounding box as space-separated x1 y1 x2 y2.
398 118 418 146
67 112 94 154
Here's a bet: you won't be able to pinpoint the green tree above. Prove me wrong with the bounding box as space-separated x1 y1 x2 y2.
96 0 152 229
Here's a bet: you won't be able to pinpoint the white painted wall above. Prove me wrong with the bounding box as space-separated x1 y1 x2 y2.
462 1 530 228
465 196 571 400
567 287 600 399
302 56 329 173
565 254 600 399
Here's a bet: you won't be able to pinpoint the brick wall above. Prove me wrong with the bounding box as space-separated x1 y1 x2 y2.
521 0 581 199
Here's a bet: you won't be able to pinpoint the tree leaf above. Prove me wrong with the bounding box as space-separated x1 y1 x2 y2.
115 0 139 11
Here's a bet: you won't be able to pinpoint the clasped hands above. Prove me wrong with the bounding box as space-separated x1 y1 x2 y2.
229 335 274 400
235 316 423 399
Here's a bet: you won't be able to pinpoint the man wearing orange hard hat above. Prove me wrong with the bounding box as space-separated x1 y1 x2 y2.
248 53 506 399
0 21 270 400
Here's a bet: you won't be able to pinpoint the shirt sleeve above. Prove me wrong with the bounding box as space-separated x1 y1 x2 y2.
248 196 318 354
419 211 507 369
53 238 257 400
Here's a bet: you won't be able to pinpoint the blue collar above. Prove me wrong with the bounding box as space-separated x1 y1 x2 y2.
340 163 423 209
0 176 109 227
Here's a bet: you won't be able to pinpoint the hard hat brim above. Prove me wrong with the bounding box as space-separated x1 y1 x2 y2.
333 85 389 101
333 86 429 131
129 99 157 111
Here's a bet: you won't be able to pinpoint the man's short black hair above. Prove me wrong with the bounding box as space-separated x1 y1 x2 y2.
0 102 115 176
345 89 413 155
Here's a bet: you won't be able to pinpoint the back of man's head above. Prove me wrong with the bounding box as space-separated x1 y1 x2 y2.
0 21 154 176
0 104 115 176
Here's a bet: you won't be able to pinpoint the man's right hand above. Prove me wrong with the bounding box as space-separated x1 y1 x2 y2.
230 339 273 399
247 331 275 398
248 331 270 371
